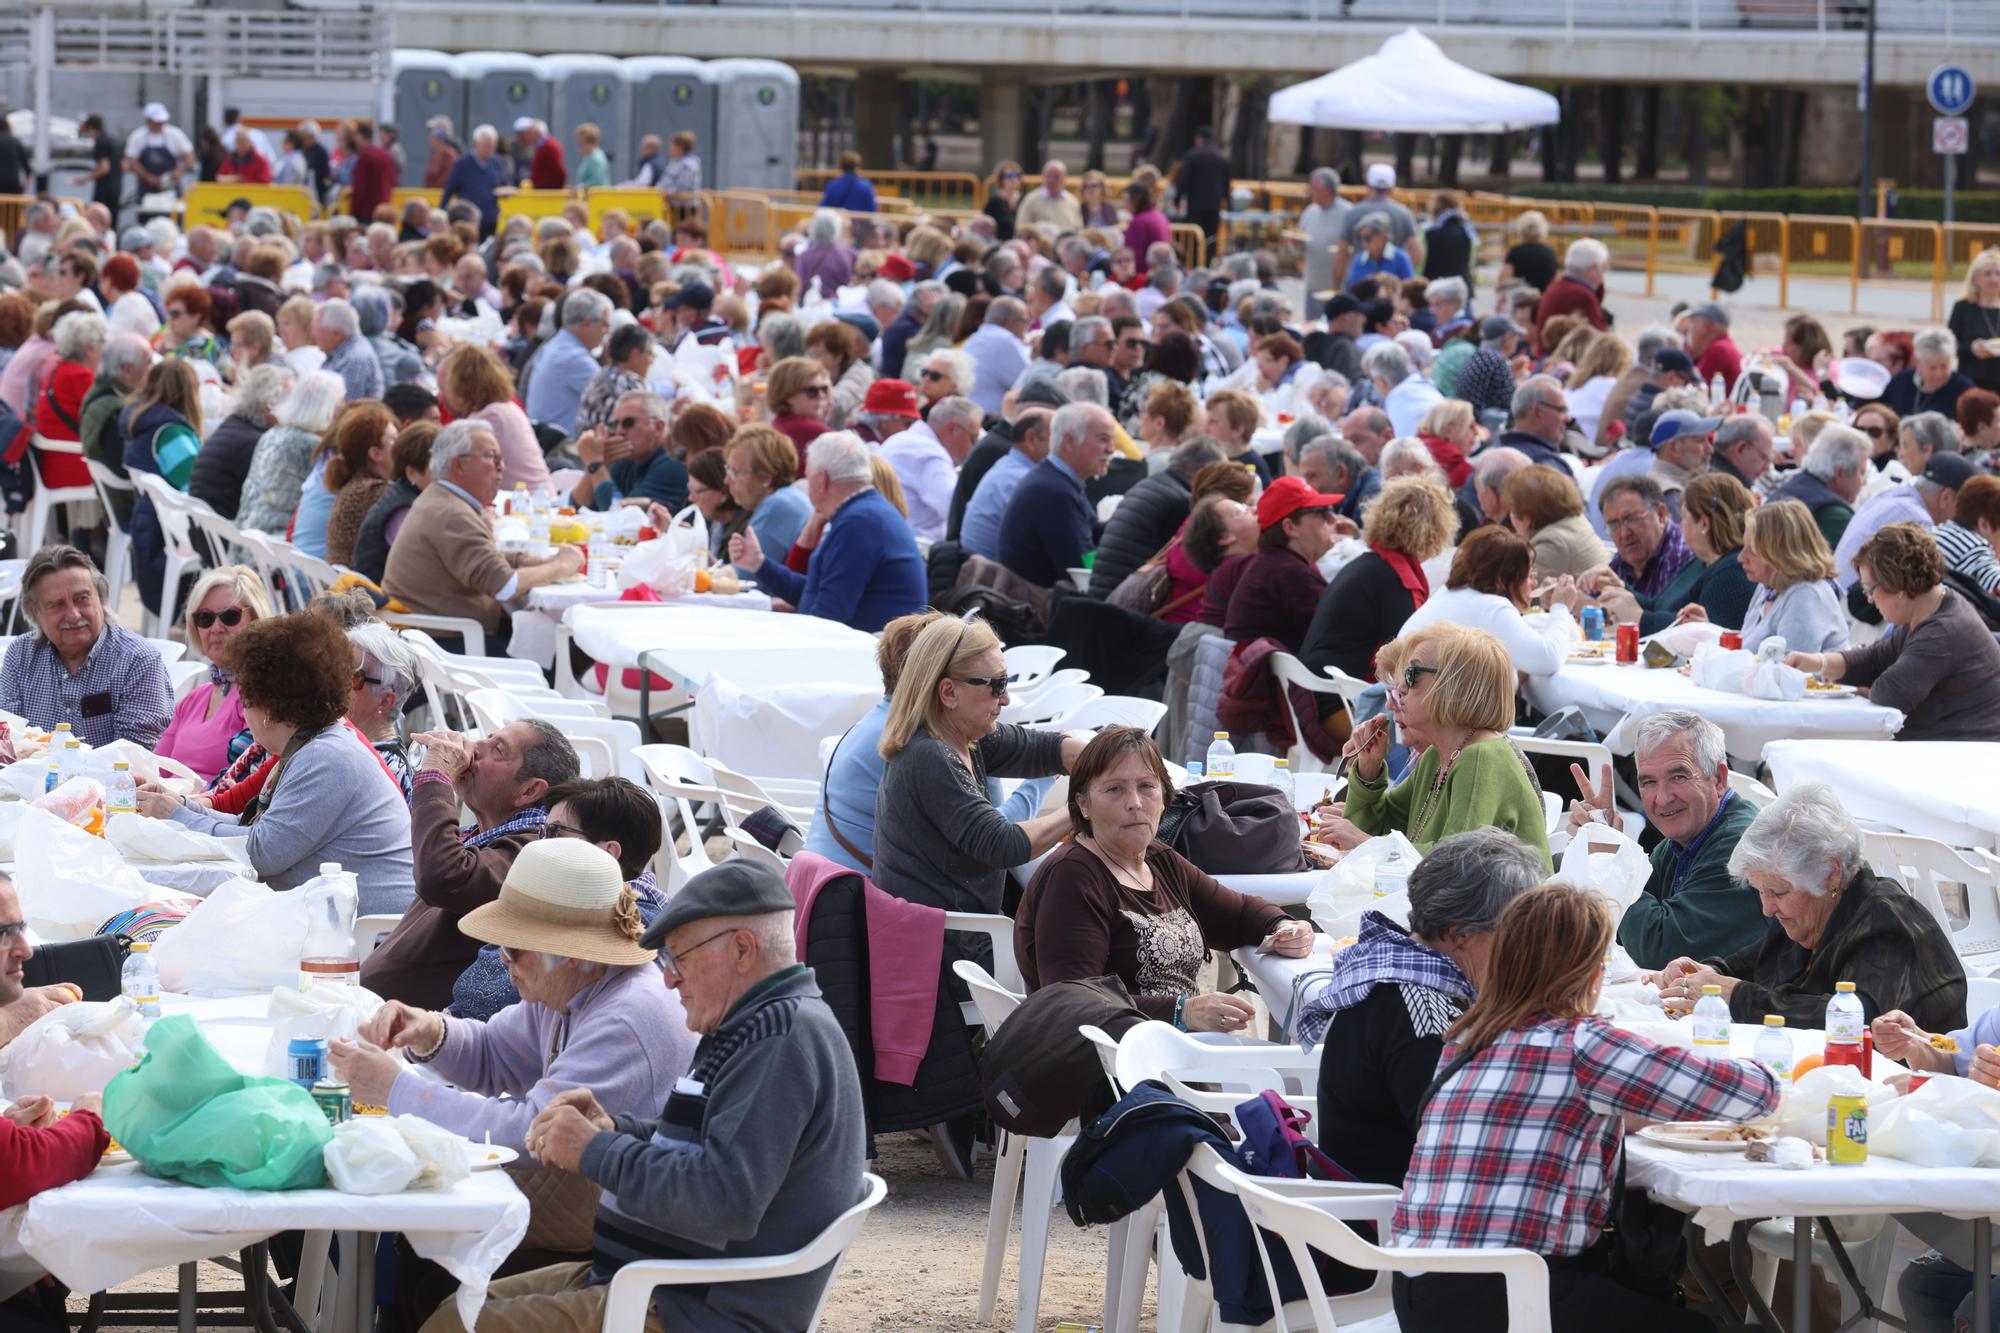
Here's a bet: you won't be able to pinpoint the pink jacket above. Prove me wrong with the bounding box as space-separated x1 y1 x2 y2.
787 850 944 1086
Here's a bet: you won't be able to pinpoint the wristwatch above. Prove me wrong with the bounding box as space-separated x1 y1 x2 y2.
586 461 606 474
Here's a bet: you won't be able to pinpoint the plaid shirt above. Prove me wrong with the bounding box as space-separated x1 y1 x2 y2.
0 624 172 749
660 152 701 196
1610 520 1695 599
1393 1016 1777 1257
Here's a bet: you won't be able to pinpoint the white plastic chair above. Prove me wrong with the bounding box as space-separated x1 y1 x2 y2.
82 460 135 612
18 437 98 559
1113 1020 1318 1129
721 826 788 872
167 659 208 701
1002 644 1065 692
1508 731 1647 839
1270 652 1349 774
1727 768 1779 809
1229 1160 1551 1332
1968 975 2000 1013
463 687 619 779
380 609 489 657
146 637 187 664
1001 681 1104 728
633 743 726 892
128 472 203 636
352 913 401 960
1059 694 1169 735
1318 663 1373 731
598 1173 886 1333
1005 667 1091 706
1865 832 2000 971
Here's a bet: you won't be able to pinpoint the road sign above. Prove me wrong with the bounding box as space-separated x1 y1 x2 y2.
1929 64 1977 117
1935 116 1970 156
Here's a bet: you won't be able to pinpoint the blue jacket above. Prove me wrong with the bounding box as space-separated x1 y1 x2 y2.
592 449 688 512
997 456 1096 588
441 151 510 228
819 172 878 214
121 400 193 617
755 486 926 632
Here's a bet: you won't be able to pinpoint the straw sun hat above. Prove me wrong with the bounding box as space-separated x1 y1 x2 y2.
459 838 656 967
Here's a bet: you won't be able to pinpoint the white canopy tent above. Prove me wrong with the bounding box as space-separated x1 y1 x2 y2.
1268 28 1561 135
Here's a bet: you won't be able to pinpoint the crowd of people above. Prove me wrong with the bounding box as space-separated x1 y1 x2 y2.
4 127 2000 1333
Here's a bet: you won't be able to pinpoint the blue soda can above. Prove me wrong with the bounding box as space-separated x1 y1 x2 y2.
287 1037 329 1088
1581 605 1605 641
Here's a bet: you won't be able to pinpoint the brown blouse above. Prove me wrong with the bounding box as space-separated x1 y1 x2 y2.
1015 838 1287 1020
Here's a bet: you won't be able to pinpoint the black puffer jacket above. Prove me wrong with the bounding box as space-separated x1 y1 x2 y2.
1087 469 1193 599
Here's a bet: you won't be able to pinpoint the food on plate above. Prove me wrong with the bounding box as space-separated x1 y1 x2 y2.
1654 1122 1771 1144
1930 1033 1961 1052
1790 1052 1825 1081
1805 678 1845 693
1300 840 1341 869
1329 935 1359 953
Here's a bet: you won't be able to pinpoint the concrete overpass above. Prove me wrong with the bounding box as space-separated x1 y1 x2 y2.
379 0 1994 87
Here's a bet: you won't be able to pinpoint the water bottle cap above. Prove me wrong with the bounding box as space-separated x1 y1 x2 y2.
1213 731 1228 739
113 761 129 770
319 862 344 876
130 941 150 953
1764 1015 1785 1026
1274 759 1288 769
1701 984 1721 995
1835 981 1856 992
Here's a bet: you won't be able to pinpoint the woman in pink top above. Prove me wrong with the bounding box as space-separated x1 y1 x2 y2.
1120 180 1174 278
155 566 270 783
438 344 550 491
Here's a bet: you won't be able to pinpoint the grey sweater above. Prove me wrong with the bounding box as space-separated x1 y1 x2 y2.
170 724 416 914
871 723 1066 913
1842 589 2000 742
1739 579 1847 656
579 967 866 1333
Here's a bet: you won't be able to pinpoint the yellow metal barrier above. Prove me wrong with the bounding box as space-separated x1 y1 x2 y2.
1170 224 1208 270
183 182 319 227
393 187 443 217
795 168 982 210
1858 219 1946 318
586 187 676 232
496 189 577 227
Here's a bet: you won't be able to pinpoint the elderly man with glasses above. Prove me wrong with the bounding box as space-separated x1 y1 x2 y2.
1588 473 1695 605
1495 373 1571 470
567 390 687 514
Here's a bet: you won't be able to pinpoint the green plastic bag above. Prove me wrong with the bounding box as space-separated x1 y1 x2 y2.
102 1015 332 1191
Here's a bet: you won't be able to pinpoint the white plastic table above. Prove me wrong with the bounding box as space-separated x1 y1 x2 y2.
508 583 774 667
564 603 880 691
1765 739 2000 851
1520 661 1903 762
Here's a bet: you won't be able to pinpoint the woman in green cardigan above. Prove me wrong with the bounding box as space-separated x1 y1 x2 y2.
1343 623 1552 866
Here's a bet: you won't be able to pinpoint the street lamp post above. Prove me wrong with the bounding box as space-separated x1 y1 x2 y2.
1858 0 1878 218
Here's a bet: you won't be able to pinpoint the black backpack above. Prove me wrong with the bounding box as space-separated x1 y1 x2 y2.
933 584 1047 647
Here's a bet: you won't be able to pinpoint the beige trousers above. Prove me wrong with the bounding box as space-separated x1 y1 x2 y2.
416 1261 667 1333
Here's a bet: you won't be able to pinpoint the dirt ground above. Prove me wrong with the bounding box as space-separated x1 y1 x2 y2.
70 1134 1150 1333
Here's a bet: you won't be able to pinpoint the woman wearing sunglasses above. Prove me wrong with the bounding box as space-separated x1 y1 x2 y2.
874 615 1086 919
153 566 270 783
1342 623 1551 865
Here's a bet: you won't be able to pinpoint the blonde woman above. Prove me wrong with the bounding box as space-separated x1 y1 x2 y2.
1340 623 1549 861
1738 498 1846 654
1414 398 1477 487
872 615 1084 914
436 343 548 491
1563 333 1633 445
1948 247 2000 394
1498 210 1558 293
154 566 270 782
1302 474 1460 681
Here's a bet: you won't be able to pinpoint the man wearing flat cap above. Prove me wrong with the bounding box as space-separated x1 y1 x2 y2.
436 862 863 1333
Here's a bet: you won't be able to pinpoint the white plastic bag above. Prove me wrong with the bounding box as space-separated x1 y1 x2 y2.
14 806 156 942
1561 822 1653 916
1307 832 1422 939
1690 642 1760 694
395 1114 472 1191
324 1117 422 1195
0 997 146 1100
1871 1075 2000 1167
1647 620 1724 660
616 536 698 597
1774 1063 1880 1144
32 776 104 826
104 812 252 865
261 983 387 1079
149 878 310 996
1746 653 1807 702
0 802 26 858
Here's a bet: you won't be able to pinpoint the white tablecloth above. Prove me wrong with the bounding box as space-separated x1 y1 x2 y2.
565 603 880 690
1521 662 1903 761
1766 739 2000 851
0 993 527 1329
508 584 775 668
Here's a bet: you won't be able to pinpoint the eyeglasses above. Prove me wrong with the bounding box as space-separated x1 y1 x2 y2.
1859 580 1880 599
1118 337 1148 349
195 607 245 629
0 921 26 947
612 415 643 431
802 384 832 398
539 819 587 840
468 449 504 466
1398 663 1440 691
1603 511 1657 534
659 926 739 978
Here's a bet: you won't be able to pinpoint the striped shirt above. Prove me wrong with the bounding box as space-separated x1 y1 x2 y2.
1932 519 2000 595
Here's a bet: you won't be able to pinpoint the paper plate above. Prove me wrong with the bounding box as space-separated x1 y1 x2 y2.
1803 683 1858 699
1833 357 1891 399
470 1144 519 1170
1636 1122 1772 1153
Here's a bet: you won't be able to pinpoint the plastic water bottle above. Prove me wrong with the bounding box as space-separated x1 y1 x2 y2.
298 863 361 992
1709 372 1728 406
1205 731 1236 779
1184 761 1203 782
107 761 137 815
42 755 60 795
60 737 83 783
121 942 161 1020
1755 1015 1794 1082
1691 985 1732 1052
511 482 529 517
1826 979 1865 1045
1270 758 1293 808
1374 848 1410 899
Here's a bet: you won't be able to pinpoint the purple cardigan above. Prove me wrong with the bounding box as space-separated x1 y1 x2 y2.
387 960 694 1152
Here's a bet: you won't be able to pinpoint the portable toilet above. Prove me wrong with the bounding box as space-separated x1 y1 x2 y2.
544 54 631 184
707 59 798 192
392 50 465 188
622 57 716 184
459 51 552 180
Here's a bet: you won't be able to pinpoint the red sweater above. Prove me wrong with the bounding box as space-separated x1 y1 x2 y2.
221 150 271 185
529 139 566 190
0 1111 108 1207
1532 273 1608 350
349 145 398 222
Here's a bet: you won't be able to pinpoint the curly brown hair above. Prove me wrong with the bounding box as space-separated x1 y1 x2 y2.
222 612 356 731
1191 459 1256 504
1855 521 1945 597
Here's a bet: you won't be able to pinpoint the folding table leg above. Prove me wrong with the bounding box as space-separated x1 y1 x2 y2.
177 1262 197 1333
295 1231 332 1333
1792 1216 1812 1333
352 1233 378 1333
1975 1217 1992 1333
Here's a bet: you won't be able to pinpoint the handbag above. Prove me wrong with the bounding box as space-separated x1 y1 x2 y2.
23 935 132 1001
1156 780 1309 875
1107 536 1206 619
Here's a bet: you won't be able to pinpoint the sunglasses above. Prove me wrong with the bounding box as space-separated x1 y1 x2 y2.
1860 424 1886 439
1118 337 1147 349
195 607 245 629
352 668 388 689
612 415 643 431
921 369 947 381
802 384 832 397
1397 663 1440 691
954 675 1010 697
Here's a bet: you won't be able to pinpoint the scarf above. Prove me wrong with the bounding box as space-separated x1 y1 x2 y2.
464 804 547 848
1373 545 1430 612
209 665 235 688
1295 911 1473 1049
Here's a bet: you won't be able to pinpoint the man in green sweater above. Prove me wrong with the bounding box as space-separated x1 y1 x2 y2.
1564 710 1763 969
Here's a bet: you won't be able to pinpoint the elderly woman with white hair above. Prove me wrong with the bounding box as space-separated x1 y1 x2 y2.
1534 236 1611 336
1884 326 1974 421
328 838 695 1155
189 362 294 520
237 368 346 535
154 566 270 782
1647 781 1966 1033
353 284 424 389
346 620 423 799
918 347 975 410
792 207 857 294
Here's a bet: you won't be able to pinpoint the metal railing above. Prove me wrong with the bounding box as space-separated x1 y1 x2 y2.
0 6 393 78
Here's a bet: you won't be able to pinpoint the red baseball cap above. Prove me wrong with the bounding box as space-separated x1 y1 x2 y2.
862 378 920 419
878 254 917 282
1256 475 1343 530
